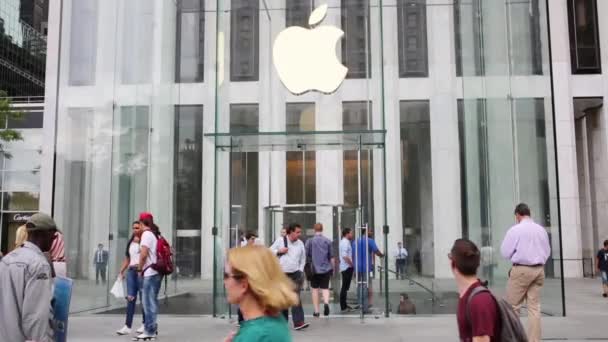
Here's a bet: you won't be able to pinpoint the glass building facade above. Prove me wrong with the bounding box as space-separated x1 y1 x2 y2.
45 0 564 316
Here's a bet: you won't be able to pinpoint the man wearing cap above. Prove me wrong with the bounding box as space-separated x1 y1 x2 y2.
0 212 58 342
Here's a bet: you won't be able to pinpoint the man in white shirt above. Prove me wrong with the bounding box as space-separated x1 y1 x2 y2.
137 217 160 340
395 242 408 280
339 227 355 312
270 223 309 330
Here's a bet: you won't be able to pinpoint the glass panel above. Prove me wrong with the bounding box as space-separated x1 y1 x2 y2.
121 0 153 84
230 104 259 239
286 103 316 204
109 106 149 290
55 0 179 314
399 100 432 278
2 150 42 170
342 0 371 79
457 0 563 316
285 0 313 27
2 191 39 211
2 170 40 192
68 0 98 86
7 111 43 129
174 105 203 278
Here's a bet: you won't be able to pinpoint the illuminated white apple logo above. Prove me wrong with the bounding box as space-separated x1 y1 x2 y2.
273 4 348 95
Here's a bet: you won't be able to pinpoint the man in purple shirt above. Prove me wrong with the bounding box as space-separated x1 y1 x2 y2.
305 223 334 317
500 203 551 342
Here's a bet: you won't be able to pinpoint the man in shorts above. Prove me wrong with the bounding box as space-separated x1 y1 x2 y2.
306 223 334 317
597 240 608 297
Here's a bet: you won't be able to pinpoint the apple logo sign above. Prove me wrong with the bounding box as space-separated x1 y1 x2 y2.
273 4 348 95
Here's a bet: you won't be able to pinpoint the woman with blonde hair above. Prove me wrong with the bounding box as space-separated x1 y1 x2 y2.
224 245 297 342
14 224 28 248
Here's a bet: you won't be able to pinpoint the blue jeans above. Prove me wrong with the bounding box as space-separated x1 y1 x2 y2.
142 274 161 335
125 268 145 328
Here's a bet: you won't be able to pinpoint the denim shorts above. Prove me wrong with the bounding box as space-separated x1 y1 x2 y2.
601 271 608 285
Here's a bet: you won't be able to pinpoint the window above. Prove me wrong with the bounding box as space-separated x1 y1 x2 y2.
286 0 313 27
400 100 432 276
509 0 543 75
68 0 98 86
230 0 259 81
567 0 601 74
121 0 153 84
176 0 205 82
230 104 259 233
397 0 428 77
6 111 43 129
341 0 371 79
174 105 203 277
286 103 316 205
453 0 483 76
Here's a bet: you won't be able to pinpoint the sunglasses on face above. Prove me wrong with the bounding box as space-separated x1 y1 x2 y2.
224 272 244 280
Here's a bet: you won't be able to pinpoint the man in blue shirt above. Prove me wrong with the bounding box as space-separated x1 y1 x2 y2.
352 228 384 313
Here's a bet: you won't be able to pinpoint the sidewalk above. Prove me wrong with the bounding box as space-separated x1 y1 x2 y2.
68 278 608 341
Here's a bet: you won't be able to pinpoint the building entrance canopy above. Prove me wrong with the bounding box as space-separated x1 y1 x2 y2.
205 129 386 152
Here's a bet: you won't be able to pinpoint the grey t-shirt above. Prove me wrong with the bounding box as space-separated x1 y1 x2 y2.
306 233 334 274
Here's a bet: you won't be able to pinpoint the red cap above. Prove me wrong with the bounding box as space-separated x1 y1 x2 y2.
139 212 153 221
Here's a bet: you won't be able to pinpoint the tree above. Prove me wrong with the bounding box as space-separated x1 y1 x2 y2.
0 90 24 158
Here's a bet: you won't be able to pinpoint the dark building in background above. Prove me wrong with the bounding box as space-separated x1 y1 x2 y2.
0 0 48 97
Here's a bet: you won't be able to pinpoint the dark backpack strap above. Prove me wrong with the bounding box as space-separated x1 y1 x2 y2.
283 236 288 248
465 286 491 327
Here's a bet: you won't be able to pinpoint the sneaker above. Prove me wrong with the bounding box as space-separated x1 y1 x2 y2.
116 326 131 335
294 322 310 330
136 325 145 334
312 312 320 318
323 304 330 316
132 332 156 341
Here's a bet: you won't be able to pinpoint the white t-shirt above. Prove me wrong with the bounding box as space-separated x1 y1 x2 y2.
128 241 141 266
140 231 158 277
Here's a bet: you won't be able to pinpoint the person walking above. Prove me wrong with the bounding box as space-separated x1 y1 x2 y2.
353 228 384 313
394 242 408 279
305 223 334 317
136 218 161 341
0 213 58 342
451 239 500 341
501 203 551 342
223 245 297 342
596 240 608 297
94 243 109 285
270 223 309 330
116 221 146 336
339 228 355 312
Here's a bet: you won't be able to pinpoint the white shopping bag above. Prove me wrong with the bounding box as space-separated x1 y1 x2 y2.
110 277 125 298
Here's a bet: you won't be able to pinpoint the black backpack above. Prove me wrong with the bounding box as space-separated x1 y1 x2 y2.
466 286 528 342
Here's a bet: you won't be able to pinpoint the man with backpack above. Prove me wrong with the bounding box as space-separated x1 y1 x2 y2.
136 213 174 341
451 238 528 342
270 223 309 331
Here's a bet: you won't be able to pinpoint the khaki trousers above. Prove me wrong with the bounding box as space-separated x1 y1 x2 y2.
506 265 544 342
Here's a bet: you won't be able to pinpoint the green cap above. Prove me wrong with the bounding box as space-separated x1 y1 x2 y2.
26 213 58 232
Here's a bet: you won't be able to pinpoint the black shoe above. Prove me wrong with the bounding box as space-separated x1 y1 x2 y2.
323 304 330 316
312 312 320 318
603 293 607 298
294 322 310 330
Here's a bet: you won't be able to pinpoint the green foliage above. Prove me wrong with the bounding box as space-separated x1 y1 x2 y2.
0 90 24 158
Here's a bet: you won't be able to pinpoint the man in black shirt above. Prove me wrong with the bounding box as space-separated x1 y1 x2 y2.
597 240 608 297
